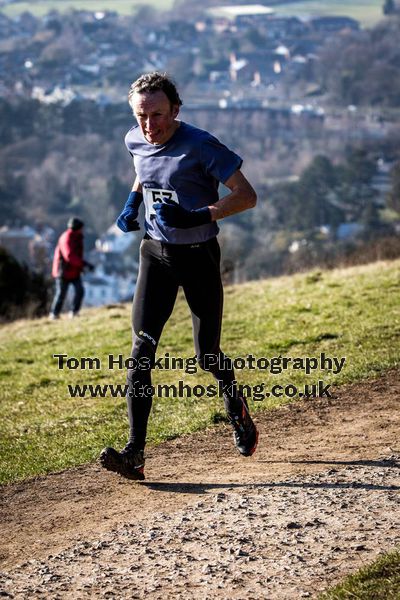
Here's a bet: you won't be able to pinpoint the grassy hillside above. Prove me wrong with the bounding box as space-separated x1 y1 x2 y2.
320 548 400 599
1 0 174 17
0 259 399 484
275 0 385 28
1 0 386 26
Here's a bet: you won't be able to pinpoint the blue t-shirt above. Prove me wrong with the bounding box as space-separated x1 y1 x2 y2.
125 121 243 244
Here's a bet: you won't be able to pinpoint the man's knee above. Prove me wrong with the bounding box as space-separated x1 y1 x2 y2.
127 334 156 381
197 351 232 374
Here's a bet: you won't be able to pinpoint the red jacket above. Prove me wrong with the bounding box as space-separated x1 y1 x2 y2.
52 228 85 280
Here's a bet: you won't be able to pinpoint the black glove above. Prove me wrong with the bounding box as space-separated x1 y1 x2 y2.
154 198 211 229
117 191 143 233
84 261 95 272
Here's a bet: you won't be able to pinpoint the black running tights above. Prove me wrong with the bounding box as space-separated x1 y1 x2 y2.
126 236 242 449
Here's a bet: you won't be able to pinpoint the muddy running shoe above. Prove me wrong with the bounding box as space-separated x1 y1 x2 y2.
229 397 259 457
99 444 145 480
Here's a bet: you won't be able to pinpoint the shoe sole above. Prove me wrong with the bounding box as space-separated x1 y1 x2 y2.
235 426 259 457
99 449 145 481
233 398 259 457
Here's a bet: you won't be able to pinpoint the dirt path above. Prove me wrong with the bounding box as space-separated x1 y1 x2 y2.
1 371 399 599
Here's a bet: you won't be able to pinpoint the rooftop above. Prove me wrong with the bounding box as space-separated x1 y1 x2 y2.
208 5 275 20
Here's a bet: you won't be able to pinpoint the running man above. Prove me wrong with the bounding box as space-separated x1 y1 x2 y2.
100 72 258 480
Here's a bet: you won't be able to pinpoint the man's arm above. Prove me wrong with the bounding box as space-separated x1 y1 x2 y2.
153 169 257 229
208 170 257 221
131 177 142 193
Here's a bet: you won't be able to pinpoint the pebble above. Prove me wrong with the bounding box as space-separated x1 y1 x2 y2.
2 455 399 599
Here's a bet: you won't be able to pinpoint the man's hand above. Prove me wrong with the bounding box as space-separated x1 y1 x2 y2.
119 219 140 232
154 199 211 229
117 191 143 232
84 261 95 272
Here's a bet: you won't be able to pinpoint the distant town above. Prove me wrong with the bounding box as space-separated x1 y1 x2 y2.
0 5 362 107
1 1 399 315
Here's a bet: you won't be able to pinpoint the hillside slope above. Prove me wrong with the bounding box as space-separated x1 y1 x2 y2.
1 259 399 484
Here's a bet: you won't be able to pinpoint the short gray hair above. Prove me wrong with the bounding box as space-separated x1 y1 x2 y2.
128 72 183 108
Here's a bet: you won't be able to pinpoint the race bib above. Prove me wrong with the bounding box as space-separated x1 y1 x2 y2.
143 188 179 219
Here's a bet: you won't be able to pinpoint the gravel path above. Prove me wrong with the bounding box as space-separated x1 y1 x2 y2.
1 371 399 599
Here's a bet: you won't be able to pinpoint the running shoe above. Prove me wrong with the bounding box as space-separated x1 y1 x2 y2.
229 397 259 457
99 444 145 480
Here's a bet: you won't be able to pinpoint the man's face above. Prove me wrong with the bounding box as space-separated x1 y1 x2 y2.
131 90 179 145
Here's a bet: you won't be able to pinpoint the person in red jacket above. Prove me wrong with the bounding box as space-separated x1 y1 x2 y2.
49 217 92 319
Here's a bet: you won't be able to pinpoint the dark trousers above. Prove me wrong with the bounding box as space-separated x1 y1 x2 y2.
127 236 242 449
50 277 84 316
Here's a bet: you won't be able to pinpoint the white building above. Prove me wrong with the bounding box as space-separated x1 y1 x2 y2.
84 266 136 307
84 224 139 307
207 5 275 28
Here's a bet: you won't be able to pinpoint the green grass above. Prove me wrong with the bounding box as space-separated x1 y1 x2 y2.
1 0 173 18
319 549 400 599
0 0 385 25
275 0 385 28
0 259 399 484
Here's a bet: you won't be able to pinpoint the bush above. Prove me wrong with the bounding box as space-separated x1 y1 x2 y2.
0 246 50 321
